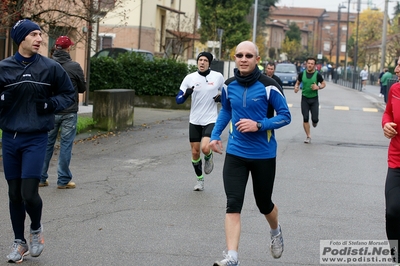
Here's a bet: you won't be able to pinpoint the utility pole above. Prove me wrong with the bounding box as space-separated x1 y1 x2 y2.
335 4 345 83
379 0 389 73
217 28 224 60
84 0 94 106
344 0 351 80
352 0 361 89
252 0 258 44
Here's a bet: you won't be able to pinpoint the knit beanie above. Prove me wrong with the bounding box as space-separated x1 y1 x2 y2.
197 52 213 63
11 19 41 46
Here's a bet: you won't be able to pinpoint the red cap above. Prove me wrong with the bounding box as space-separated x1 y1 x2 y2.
55 36 74 49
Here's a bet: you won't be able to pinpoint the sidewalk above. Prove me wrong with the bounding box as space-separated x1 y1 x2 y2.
78 104 189 127
77 104 93 114
76 104 190 140
325 81 386 111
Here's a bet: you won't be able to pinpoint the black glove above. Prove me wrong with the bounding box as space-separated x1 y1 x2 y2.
213 94 221 103
36 98 55 115
183 86 194 99
0 90 13 108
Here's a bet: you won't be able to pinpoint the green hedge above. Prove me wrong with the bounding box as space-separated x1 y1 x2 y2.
90 53 198 96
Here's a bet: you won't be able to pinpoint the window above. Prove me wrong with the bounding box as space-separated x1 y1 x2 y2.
99 0 115 10
341 43 346 53
323 42 330 52
98 33 115 50
100 36 112 49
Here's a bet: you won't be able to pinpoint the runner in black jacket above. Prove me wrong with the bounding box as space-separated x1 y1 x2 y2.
0 19 75 263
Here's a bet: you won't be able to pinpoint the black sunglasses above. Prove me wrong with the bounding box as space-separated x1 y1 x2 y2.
235 54 255 59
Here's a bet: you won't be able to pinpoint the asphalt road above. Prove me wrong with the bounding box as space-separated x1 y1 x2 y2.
0 81 391 265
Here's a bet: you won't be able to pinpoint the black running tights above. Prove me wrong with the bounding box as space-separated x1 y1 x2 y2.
385 168 400 243
7 178 42 241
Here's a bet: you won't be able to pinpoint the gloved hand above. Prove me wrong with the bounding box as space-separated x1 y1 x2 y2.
36 98 55 115
0 90 13 108
213 94 221 102
185 86 194 97
183 86 194 99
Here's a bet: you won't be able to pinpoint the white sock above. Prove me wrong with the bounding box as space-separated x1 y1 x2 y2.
227 250 238 261
271 224 281 236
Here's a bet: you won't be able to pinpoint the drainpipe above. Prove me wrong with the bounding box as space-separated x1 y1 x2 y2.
138 0 143 49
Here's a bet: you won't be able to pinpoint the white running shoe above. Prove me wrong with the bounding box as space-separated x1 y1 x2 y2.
270 226 284 259
193 179 204 191
204 153 214 174
30 226 44 257
213 250 239 265
7 239 29 263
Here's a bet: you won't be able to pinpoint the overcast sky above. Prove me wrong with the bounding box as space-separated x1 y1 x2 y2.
277 0 397 16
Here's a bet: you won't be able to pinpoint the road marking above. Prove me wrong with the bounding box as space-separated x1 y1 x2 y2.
334 106 350 111
362 107 379 112
287 104 379 113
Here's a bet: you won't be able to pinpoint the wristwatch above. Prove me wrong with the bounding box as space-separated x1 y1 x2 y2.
256 122 262 131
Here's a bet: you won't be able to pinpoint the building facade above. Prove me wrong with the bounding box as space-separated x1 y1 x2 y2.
97 0 198 59
269 6 356 65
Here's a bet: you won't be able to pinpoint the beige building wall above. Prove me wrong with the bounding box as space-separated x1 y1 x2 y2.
98 0 197 58
17 0 89 81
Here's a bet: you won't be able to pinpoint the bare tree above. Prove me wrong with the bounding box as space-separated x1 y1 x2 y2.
0 0 129 55
162 12 197 60
327 32 336 63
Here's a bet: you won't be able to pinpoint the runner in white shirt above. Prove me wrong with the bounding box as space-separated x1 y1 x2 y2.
360 66 369 90
176 52 224 191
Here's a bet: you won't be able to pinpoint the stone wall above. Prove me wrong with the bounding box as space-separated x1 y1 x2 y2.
93 89 135 131
133 95 191 110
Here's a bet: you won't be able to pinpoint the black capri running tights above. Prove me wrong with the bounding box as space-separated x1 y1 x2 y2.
223 153 276 214
301 95 319 123
385 167 400 242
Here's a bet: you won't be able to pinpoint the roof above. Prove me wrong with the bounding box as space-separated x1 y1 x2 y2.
271 6 356 23
271 6 326 17
366 32 400 49
266 20 287 28
324 11 357 23
157 5 185 15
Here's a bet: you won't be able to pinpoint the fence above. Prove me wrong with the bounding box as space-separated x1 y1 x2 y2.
387 77 398 95
335 70 388 91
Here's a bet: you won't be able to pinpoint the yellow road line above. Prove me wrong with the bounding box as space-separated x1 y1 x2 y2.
334 106 350 111
362 107 378 112
287 104 380 112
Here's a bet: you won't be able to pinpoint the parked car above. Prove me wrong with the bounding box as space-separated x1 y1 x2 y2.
92 47 154 61
275 63 298 87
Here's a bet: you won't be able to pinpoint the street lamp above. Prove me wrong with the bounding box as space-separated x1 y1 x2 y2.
335 4 347 83
252 0 271 44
